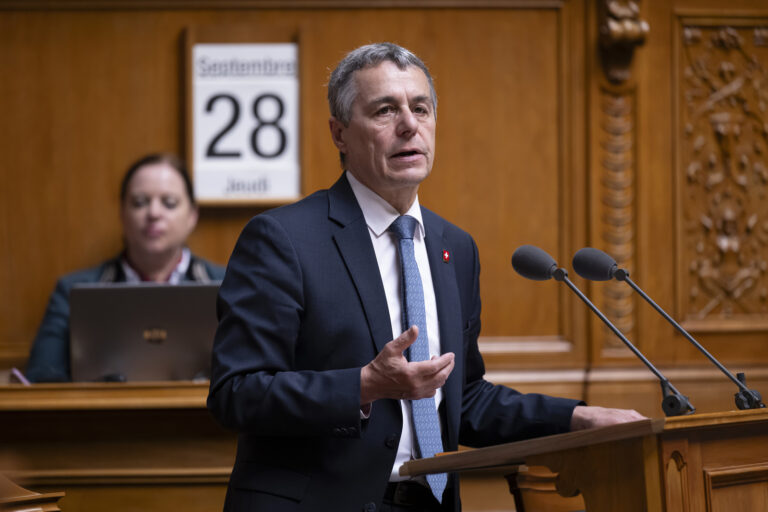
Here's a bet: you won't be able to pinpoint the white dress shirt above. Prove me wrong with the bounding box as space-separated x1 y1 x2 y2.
121 247 191 284
346 171 444 481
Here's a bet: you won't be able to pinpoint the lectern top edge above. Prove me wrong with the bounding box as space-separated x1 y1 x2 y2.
663 407 768 431
400 418 664 477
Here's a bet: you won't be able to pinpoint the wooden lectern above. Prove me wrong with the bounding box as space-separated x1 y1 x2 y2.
401 409 768 512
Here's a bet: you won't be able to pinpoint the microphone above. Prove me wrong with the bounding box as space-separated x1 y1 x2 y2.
573 247 765 410
511 245 566 281
511 245 694 417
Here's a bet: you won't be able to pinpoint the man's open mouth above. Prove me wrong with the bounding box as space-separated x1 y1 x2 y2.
392 150 420 158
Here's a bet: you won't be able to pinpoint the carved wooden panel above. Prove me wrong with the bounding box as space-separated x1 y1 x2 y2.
665 450 690 512
704 462 768 512
676 19 768 332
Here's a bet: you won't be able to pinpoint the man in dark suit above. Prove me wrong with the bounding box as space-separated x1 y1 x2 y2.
207 42 643 512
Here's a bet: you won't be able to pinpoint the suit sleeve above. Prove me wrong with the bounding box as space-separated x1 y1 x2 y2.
458 238 582 447
207 214 363 437
26 279 73 382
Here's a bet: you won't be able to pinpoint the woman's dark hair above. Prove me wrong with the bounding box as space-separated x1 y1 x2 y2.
119 153 195 205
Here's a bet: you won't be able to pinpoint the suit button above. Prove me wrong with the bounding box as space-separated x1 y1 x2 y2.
362 503 376 512
385 434 398 449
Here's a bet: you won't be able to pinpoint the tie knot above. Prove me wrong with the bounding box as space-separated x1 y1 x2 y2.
389 215 419 240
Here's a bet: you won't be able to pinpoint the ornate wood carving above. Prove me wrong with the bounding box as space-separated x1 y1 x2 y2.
598 0 649 83
594 2 647 354
678 22 768 331
599 88 637 350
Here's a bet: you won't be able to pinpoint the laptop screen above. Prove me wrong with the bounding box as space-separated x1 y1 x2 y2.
69 282 220 382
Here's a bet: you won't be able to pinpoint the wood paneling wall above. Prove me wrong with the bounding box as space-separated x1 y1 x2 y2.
0 1 589 372
0 0 767 493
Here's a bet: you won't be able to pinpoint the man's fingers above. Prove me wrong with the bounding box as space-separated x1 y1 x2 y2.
418 353 454 374
403 353 455 400
369 332 456 402
406 353 454 381
570 405 649 430
389 326 419 353
435 354 455 382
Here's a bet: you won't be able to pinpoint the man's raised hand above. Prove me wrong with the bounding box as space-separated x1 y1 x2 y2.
360 326 455 406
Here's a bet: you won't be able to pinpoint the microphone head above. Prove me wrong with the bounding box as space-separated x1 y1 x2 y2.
572 247 618 281
511 245 558 281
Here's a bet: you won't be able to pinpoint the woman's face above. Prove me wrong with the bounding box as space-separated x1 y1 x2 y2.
120 162 198 259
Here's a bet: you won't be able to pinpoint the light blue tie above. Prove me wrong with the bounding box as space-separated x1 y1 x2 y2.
389 215 447 504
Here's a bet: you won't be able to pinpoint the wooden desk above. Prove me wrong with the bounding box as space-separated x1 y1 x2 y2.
0 383 546 512
0 474 64 511
0 383 236 512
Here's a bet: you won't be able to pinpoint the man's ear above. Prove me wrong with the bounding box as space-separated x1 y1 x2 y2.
329 117 347 154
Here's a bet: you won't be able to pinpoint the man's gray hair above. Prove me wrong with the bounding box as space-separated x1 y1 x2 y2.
327 42 437 125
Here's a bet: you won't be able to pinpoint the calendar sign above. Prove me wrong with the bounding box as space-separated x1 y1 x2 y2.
192 43 299 203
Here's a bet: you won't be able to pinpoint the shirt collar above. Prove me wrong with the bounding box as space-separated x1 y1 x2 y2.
345 171 425 240
121 247 191 284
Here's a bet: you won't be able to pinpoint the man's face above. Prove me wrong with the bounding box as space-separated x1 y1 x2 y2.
330 61 436 206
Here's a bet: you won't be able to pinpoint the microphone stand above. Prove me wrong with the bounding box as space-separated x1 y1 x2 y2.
552 268 695 417
613 269 765 410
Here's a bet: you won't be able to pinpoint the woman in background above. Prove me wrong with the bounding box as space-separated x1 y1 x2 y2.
26 153 225 382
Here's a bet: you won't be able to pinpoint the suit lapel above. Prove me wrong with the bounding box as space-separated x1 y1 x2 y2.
423 208 463 447
329 176 393 354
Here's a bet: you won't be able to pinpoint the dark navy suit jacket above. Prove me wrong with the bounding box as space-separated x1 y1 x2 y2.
207 175 579 512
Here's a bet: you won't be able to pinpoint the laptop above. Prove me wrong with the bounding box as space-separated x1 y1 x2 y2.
69 282 220 382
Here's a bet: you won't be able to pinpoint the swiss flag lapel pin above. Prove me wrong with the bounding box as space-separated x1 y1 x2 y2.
442 250 450 263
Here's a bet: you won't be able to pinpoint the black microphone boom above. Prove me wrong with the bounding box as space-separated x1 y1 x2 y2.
572 247 765 411
511 245 695 417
